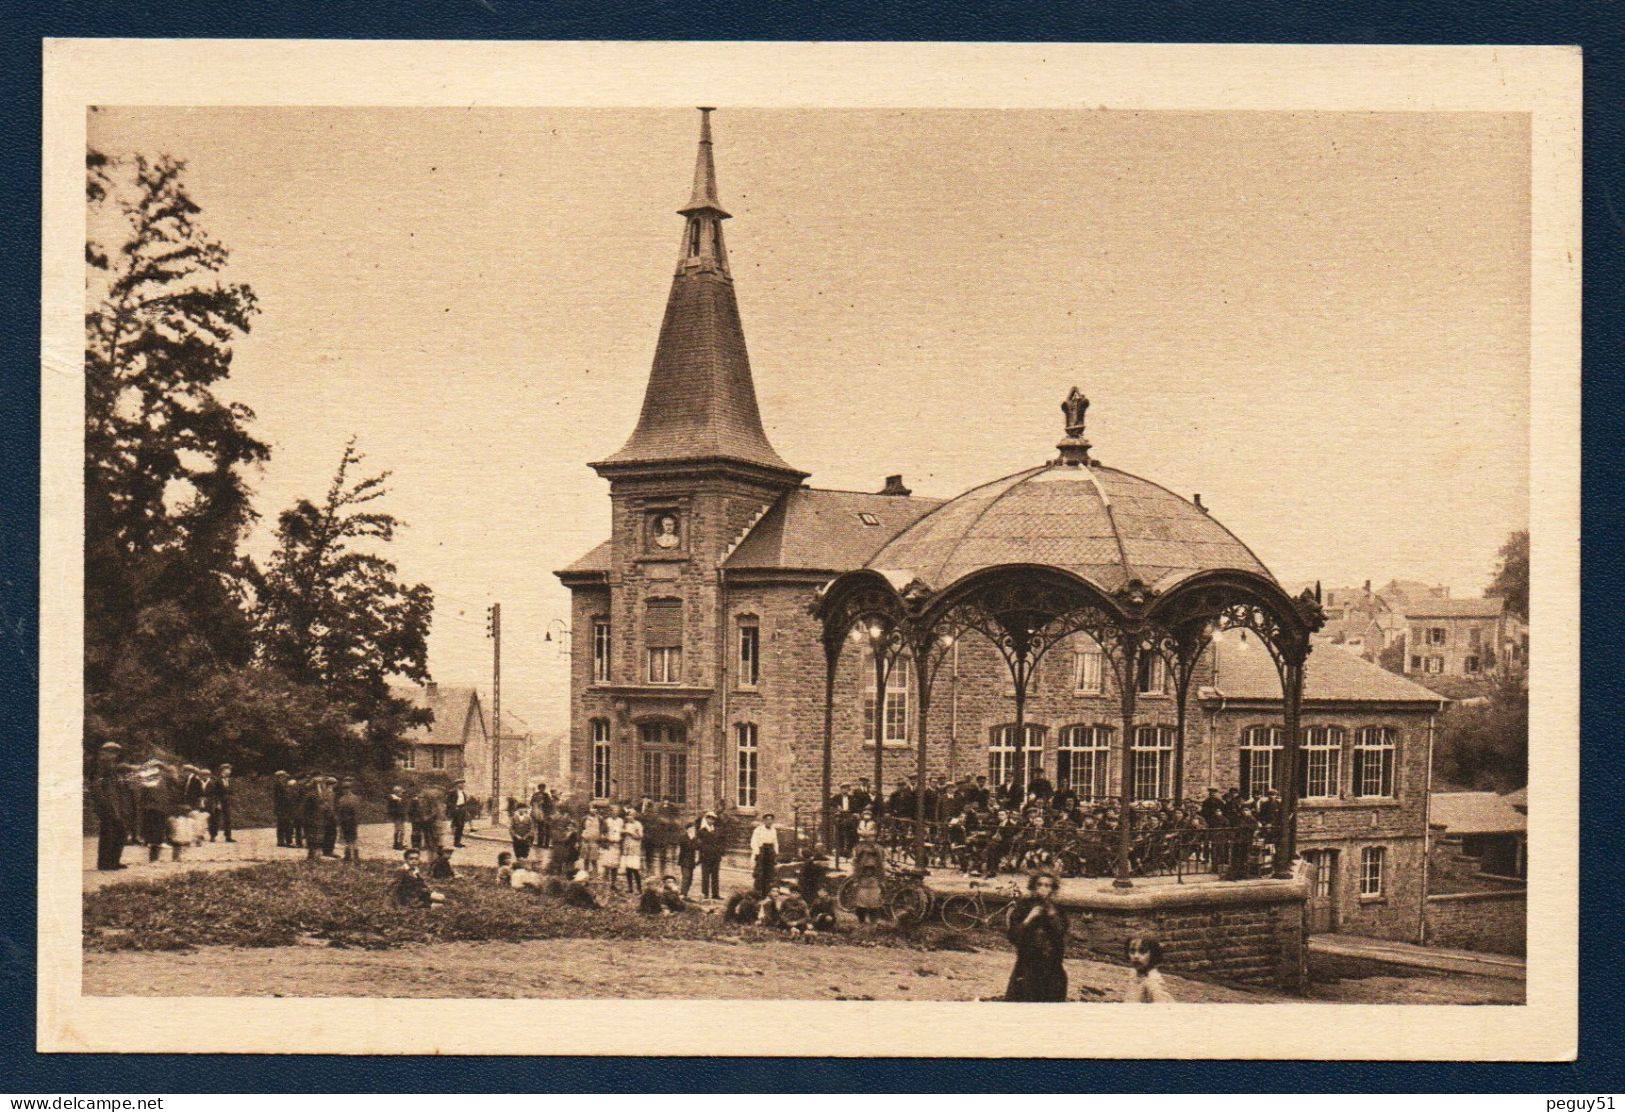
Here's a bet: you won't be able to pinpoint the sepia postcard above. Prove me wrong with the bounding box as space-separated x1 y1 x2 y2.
39 39 1579 1058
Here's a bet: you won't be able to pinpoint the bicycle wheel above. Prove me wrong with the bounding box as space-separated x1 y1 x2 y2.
939 894 982 931
836 875 860 912
888 882 931 923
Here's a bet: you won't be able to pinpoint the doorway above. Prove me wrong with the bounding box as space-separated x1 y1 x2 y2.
1302 848 1339 933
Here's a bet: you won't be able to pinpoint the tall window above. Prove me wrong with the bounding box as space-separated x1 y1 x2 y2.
638 719 688 804
863 649 910 745
735 722 759 808
401 747 416 771
1239 725 1284 798
1131 724 1176 800
738 622 760 688
1428 627 1447 646
989 724 1046 787
1136 653 1167 695
1359 845 1386 897
591 618 611 683
591 718 612 800
1353 727 1397 798
430 747 446 771
1300 725 1345 799
1057 724 1112 800
1073 645 1104 694
645 599 683 684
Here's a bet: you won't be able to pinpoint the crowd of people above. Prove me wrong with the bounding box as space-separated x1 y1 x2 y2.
829 772 1283 880
90 741 244 869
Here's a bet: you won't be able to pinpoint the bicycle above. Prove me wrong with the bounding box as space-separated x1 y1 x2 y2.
938 877 1025 932
838 864 933 923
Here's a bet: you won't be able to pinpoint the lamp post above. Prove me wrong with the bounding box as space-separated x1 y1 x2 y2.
853 620 892 825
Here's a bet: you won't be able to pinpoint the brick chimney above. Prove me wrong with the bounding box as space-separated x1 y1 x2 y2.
879 474 911 496
425 681 439 698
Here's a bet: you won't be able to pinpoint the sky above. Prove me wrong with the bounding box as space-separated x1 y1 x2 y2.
87 106 1531 731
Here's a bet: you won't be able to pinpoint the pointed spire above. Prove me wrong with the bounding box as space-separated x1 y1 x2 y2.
594 109 804 483
682 107 728 216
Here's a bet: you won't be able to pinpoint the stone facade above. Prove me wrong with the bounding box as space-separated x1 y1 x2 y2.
1424 889 1527 956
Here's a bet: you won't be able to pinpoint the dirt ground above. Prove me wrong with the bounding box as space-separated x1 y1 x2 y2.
82 937 1517 1004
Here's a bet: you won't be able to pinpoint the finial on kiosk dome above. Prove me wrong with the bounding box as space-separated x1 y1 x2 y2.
1056 386 1093 466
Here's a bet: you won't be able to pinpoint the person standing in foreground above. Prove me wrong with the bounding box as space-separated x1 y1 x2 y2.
509 803 534 862
445 778 470 848
1004 871 1068 1002
90 742 129 870
205 763 235 842
335 778 362 864
696 811 724 900
1123 936 1174 1002
272 770 293 847
600 806 625 892
750 812 780 899
677 820 700 898
620 807 645 894
386 784 408 850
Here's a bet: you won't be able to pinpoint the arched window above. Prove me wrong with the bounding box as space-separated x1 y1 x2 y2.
1239 725 1284 799
989 724 1045 787
1131 724 1176 800
1057 724 1113 801
590 718 612 800
1300 725 1346 799
637 719 689 804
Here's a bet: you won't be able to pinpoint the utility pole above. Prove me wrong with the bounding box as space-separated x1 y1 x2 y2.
486 601 502 826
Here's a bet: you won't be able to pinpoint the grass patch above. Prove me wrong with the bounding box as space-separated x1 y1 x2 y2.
83 862 999 956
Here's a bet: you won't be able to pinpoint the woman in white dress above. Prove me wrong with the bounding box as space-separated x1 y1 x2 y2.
620 810 645 894
600 807 625 891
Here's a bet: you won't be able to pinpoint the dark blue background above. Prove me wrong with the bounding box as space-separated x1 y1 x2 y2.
3 0 1619 1093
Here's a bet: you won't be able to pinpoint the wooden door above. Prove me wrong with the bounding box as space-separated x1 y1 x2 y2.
1304 849 1339 933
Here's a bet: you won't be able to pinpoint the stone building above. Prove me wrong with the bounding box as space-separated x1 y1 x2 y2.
393 682 483 778
557 111 1444 941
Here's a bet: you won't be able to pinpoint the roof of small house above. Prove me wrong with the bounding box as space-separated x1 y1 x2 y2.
1202 632 1447 704
1402 597 1505 620
1430 790 1527 836
391 684 485 747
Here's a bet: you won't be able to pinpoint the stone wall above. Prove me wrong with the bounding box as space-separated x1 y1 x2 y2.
1424 889 1526 956
1059 870 1311 993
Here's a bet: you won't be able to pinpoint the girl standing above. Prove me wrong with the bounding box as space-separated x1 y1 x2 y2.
600 806 624 891
620 808 645 894
1004 871 1069 1002
1123 936 1174 1002
849 808 885 924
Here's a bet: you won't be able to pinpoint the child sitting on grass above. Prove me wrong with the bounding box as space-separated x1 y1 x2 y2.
637 875 692 916
392 849 445 908
563 869 601 909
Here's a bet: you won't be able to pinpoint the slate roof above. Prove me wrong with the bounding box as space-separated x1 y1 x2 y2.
1401 597 1505 619
1202 632 1447 704
391 684 485 747
867 464 1272 595
725 488 944 573
559 539 612 576
1430 790 1527 835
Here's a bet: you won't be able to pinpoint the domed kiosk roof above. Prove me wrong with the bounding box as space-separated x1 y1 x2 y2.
866 392 1275 597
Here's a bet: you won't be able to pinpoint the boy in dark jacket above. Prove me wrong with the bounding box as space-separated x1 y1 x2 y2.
335 779 362 864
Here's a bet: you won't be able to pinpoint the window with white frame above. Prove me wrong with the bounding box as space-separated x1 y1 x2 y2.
1300 725 1345 799
430 747 446 771
591 618 611 683
1359 845 1386 897
1353 726 1397 798
862 648 910 745
1135 652 1168 695
1239 725 1284 798
1428 627 1447 646
1131 724 1176 800
401 747 416 770
989 724 1046 787
1073 644 1104 694
591 718 612 800
638 719 688 804
738 621 760 688
1057 724 1112 800
735 722 759 808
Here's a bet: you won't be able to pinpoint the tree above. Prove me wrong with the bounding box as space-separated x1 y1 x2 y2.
1433 670 1528 792
1486 529 1529 621
256 441 434 768
1377 635 1407 677
84 149 268 756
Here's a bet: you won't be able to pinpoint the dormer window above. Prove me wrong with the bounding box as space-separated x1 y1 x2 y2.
857 512 880 526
